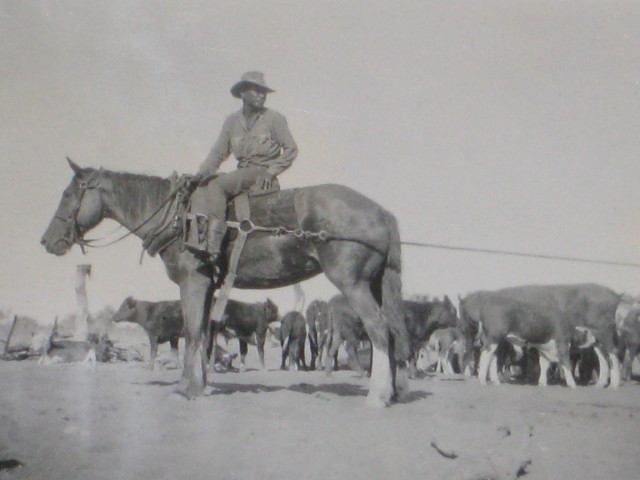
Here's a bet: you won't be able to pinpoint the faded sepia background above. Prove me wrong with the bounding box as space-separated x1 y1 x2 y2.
1 1 639 322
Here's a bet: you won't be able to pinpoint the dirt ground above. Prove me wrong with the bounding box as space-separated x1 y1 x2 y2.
1 337 640 480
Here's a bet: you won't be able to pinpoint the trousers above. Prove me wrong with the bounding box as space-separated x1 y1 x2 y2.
188 166 266 256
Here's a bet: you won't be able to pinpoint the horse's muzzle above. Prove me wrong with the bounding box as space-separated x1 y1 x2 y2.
41 236 72 256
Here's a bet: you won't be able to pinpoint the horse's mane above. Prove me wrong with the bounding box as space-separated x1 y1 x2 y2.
102 170 173 221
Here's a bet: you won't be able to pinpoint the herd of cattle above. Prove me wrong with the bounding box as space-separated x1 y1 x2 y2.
105 282 640 390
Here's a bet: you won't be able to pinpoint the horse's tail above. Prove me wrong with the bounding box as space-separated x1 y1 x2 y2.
381 211 411 363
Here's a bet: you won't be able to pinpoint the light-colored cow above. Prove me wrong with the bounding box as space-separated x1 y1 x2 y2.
416 327 464 374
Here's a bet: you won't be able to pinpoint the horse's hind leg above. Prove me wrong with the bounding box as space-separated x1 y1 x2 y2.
341 283 395 408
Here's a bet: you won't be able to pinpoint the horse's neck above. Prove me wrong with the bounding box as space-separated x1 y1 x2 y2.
102 172 171 239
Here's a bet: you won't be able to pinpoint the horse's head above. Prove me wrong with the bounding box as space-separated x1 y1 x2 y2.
41 158 105 255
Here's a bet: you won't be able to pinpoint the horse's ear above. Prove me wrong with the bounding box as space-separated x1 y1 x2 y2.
67 156 83 175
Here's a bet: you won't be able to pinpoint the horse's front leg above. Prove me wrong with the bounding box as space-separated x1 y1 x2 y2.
177 271 212 399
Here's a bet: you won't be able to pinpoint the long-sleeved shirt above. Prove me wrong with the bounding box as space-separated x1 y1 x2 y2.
198 108 298 177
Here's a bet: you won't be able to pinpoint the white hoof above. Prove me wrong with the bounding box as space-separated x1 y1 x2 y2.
365 394 390 408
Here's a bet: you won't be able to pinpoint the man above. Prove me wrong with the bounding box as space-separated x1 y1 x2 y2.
185 71 298 264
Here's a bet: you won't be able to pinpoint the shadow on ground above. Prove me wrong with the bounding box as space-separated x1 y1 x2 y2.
203 381 431 404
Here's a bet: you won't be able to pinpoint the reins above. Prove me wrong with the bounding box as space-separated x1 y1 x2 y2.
81 191 177 248
72 171 192 250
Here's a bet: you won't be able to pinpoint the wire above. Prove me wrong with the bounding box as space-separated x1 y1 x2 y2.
400 240 640 269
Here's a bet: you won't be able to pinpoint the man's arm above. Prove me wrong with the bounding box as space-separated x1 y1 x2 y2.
197 117 232 177
266 114 298 176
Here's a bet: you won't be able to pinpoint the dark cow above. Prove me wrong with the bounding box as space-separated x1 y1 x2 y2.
112 297 183 370
324 295 458 377
279 311 307 371
113 297 235 371
305 299 331 370
404 296 458 357
210 298 279 370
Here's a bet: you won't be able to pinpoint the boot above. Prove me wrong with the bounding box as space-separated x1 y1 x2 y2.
184 213 217 262
205 217 228 261
184 215 226 265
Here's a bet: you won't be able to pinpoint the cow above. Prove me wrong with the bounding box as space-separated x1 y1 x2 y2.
618 305 640 381
209 343 238 372
469 294 580 387
209 298 279 371
112 297 184 370
113 297 236 371
460 285 616 388
615 294 640 328
416 327 465 374
305 299 331 370
324 295 371 376
38 336 111 365
324 295 458 377
279 311 307 371
404 296 459 375
495 283 621 388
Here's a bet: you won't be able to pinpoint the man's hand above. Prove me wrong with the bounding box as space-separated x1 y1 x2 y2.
190 173 204 187
256 171 275 190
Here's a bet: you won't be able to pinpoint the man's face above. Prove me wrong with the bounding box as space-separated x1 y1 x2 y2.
241 86 268 109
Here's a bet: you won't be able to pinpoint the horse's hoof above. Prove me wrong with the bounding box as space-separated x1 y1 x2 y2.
168 390 192 401
394 372 411 402
173 381 204 400
365 395 390 408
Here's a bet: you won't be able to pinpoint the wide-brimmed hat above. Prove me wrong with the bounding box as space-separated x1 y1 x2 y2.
230 71 276 98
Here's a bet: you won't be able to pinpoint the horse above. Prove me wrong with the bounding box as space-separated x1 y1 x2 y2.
41 159 411 407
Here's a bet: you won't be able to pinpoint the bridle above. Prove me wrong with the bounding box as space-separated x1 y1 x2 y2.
55 168 103 253
57 167 191 254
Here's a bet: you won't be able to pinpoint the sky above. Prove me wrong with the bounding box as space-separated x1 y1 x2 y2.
1 1 639 323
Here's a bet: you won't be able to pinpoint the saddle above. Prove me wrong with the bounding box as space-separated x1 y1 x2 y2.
142 174 299 258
